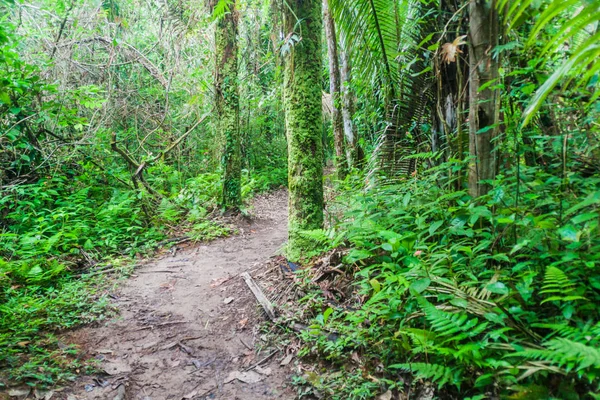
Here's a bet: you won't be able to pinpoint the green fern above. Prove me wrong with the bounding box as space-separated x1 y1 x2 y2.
539 266 585 304
389 362 462 388
518 337 600 373
418 297 487 340
533 322 600 346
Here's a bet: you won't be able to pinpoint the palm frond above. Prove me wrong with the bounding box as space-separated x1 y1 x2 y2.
499 0 600 125
329 0 400 95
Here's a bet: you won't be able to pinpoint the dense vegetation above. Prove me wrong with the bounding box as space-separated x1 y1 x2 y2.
0 0 286 387
1 0 599 398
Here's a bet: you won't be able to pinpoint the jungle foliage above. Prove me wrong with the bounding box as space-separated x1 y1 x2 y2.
0 0 599 397
0 0 286 386
287 0 600 398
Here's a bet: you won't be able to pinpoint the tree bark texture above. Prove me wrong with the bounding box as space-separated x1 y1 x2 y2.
215 2 241 210
468 0 500 197
323 0 346 179
283 0 324 259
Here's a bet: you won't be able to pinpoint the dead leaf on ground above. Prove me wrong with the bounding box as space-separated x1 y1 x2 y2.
8 388 31 397
210 276 231 287
113 385 126 400
241 351 255 366
224 370 264 384
377 390 392 400
280 354 293 366
255 366 272 376
223 297 234 304
34 389 54 400
182 389 198 399
159 279 177 290
238 318 249 329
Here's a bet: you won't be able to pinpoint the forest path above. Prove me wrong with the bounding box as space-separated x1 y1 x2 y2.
64 191 295 400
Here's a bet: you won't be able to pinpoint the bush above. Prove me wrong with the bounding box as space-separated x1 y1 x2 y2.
296 162 600 399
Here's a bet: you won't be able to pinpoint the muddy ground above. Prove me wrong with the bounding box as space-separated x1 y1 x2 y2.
58 191 297 400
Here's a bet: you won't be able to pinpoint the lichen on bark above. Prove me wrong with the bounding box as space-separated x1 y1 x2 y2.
215 2 241 211
283 0 324 260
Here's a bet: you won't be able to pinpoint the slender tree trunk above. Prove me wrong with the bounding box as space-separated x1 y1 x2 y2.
468 0 500 197
215 1 241 210
340 49 364 169
323 0 346 179
283 0 324 260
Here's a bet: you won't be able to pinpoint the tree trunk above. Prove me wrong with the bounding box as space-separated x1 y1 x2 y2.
323 0 346 179
468 0 500 197
215 1 241 210
340 49 364 169
283 0 324 260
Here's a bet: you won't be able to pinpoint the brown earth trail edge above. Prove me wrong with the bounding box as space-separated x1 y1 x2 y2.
63 191 295 400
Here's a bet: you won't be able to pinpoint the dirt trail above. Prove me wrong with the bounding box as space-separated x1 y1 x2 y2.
64 191 295 400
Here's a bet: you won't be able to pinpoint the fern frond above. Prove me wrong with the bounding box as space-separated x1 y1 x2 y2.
389 362 462 388
517 338 600 373
533 322 600 346
539 266 585 303
418 297 487 340
299 229 331 244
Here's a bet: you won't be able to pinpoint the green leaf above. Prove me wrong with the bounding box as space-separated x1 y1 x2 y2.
429 220 443 236
370 278 381 293
346 249 372 263
323 307 333 324
496 216 514 224
28 265 43 276
450 298 468 309
486 282 509 295
381 242 393 252
510 239 530 255
557 225 580 242
0 92 11 105
570 212 598 225
410 278 431 293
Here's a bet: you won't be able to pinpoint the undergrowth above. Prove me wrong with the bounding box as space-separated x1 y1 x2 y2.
0 166 286 388
290 162 600 399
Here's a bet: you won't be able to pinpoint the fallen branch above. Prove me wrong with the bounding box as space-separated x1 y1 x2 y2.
110 113 211 200
240 272 277 320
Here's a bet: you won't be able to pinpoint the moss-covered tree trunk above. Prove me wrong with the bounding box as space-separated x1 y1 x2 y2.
468 0 500 197
323 0 346 180
283 0 324 260
215 1 241 210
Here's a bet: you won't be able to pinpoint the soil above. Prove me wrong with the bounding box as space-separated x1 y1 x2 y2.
60 190 297 400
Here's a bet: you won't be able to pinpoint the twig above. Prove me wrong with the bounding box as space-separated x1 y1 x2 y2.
239 337 253 350
127 320 188 333
136 270 176 274
243 350 278 372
